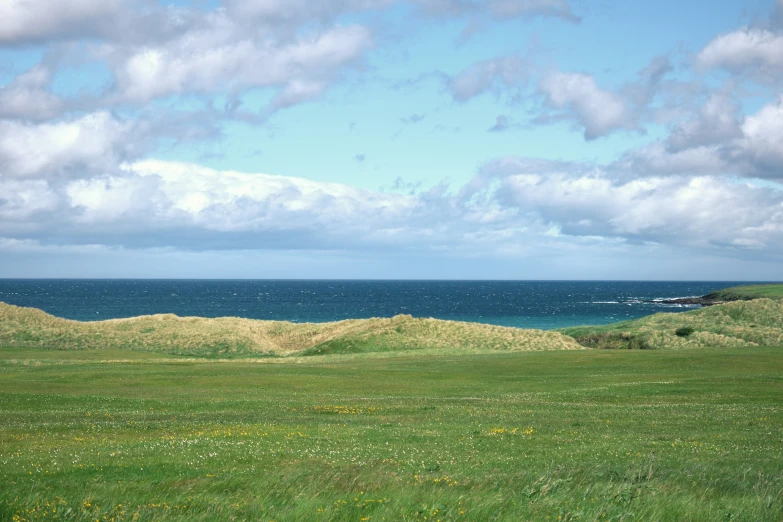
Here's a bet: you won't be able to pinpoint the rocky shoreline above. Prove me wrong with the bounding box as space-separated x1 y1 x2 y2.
650 296 725 306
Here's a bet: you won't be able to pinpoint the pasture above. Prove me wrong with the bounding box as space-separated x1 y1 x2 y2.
1 345 782 521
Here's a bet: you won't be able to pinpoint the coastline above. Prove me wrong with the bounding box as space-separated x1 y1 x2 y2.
655 283 783 307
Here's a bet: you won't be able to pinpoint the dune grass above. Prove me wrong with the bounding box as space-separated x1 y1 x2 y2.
0 302 581 358
0 346 781 521
3 294 781 360
562 298 783 350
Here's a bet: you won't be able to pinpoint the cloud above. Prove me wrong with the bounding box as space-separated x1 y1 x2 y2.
0 0 199 49
106 22 372 106
618 96 783 180
0 112 143 179
477 157 783 250
0 65 64 120
0 0 571 118
391 177 424 194
3 154 782 260
446 56 526 102
539 72 631 140
0 159 429 250
697 29 783 83
695 0 783 85
0 178 61 224
225 0 394 25
0 0 576 49
664 93 743 153
0 0 573 122
488 114 511 132
418 0 579 23
740 95 783 174
537 57 672 140
0 0 124 45
0 0 377 119
401 113 426 124
625 56 673 107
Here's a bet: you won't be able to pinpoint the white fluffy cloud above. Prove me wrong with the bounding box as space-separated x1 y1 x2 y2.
740 96 783 171
619 96 783 179
3 159 426 249
0 0 376 116
119 160 419 235
696 0 783 85
535 57 672 140
697 28 783 82
539 72 631 139
107 22 371 105
0 0 124 44
665 93 743 152
0 0 578 116
0 179 60 223
0 112 142 179
0 65 64 120
2 154 782 257
485 160 783 249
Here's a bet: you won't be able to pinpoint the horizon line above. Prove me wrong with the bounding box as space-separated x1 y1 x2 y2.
0 278 778 283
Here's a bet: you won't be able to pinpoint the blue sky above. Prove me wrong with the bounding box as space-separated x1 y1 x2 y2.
0 0 782 279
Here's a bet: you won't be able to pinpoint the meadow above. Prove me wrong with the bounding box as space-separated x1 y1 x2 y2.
1 345 782 521
0 296 782 521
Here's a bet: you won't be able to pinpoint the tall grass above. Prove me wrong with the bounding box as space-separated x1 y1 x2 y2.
0 302 581 358
562 298 783 350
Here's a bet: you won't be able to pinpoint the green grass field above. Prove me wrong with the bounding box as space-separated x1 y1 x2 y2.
1 297 782 521
1 346 782 521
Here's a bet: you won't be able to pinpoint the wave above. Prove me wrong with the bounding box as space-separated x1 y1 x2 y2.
649 295 700 302
591 297 701 308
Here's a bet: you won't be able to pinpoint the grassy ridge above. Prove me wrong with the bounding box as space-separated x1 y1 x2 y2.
0 347 781 521
3 297 782 357
562 298 783 350
0 302 581 358
705 284 783 301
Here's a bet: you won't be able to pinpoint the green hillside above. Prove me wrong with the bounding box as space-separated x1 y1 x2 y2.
562 298 783 350
3 294 783 357
0 302 580 358
704 284 783 301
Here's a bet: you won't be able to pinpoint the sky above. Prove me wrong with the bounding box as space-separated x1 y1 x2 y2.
0 0 782 280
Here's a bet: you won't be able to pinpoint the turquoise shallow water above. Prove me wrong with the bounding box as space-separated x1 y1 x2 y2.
0 280 760 330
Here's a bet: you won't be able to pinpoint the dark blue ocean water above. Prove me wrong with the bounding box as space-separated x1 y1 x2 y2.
0 280 759 330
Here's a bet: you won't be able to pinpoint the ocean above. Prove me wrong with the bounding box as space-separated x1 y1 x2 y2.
0 280 758 330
